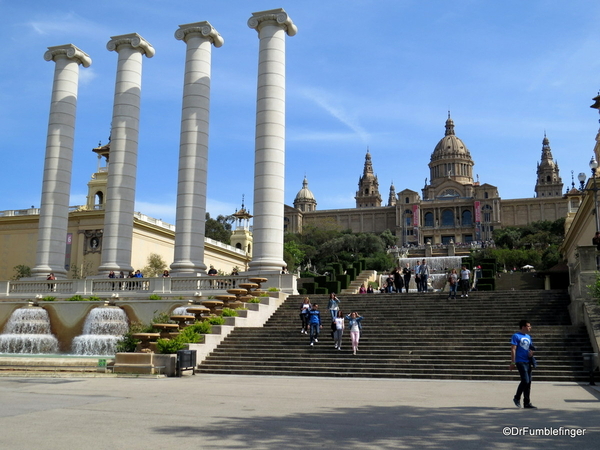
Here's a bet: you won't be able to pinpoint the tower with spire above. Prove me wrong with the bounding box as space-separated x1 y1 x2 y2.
355 149 382 208
387 182 396 207
534 133 563 198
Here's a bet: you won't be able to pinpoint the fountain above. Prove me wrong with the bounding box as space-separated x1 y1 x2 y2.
71 305 129 356
392 256 466 291
171 306 190 315
0 304 59 354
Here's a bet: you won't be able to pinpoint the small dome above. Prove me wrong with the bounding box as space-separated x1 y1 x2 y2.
295 177 315 202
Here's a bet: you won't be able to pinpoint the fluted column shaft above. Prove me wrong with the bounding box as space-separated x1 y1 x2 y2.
32 45 91 279
170 22 223 276
247 8 297 274
98 34 154 275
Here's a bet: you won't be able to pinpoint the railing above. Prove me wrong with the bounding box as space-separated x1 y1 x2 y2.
0 275 278 298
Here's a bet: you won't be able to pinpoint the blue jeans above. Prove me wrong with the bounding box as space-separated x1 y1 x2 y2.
330 309 338 321
448 283 457 298
309 323 320 343
420 275 428 292
515 362 532 404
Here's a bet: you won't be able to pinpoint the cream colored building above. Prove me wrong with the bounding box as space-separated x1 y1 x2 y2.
0 143 251 281
285 115 568 243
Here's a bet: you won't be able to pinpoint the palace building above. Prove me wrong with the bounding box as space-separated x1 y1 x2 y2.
285 114 569 245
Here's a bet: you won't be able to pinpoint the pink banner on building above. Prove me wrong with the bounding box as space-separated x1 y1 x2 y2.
474 201 481 223
412 204 420 227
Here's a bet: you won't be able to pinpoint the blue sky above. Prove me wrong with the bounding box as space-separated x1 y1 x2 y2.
2 0 600 225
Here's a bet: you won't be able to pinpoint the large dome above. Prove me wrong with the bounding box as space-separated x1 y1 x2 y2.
431 115 472 162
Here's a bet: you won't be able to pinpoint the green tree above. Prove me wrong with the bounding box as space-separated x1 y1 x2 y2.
12 264 31 280
142 253 167 278
205 212 232 244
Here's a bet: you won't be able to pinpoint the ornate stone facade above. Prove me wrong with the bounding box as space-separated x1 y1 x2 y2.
285 115 568 245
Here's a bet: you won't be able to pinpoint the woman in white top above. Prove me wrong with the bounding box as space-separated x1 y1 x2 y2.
299 297 311 334
333 310 345 350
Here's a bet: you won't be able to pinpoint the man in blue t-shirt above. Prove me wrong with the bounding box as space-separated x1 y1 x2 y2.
510 320 536 409
307 304 322 346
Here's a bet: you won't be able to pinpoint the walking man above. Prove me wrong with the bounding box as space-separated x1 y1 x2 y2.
414 261 421 292
510 320 537 409
420 259 429 293
460 265 471 298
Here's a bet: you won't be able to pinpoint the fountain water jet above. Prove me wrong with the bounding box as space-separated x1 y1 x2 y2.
395 256 466 291
71 306 129 356
0 305 59 354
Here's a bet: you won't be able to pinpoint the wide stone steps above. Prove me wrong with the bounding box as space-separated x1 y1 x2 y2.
197 290 594 381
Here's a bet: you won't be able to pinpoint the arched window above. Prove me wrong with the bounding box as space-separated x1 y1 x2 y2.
441 210 454 227
462 210 472 226
95 191 104 206
404 209 412 227
424 212 434 227
235 243 242 249
405 197 409 203
546 175 551 182
482 204 493 223
484 191 489 199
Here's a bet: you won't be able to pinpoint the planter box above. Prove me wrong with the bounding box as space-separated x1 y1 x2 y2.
113 352 177 376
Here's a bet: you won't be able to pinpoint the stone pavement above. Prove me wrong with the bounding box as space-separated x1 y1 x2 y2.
0 374 598 449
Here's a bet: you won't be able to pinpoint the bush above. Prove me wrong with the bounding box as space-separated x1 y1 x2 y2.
41 296 56 302
207 316 225 325
88 296 101 302
148 294 162 300
267 287 279 292
315 287 328 294
187 321 212 334
247 297 261 303
156 338 186 354
221 308 238 317
297 288 307 295
67 295 86 301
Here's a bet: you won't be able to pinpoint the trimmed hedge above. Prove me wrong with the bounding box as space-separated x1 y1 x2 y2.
303 282 318 294
337 274 350 290
325 281 341 294
346 267 357 280
315 287 328 294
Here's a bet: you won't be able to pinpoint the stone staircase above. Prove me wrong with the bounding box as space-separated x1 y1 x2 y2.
197 290 594 381
340 270 378 295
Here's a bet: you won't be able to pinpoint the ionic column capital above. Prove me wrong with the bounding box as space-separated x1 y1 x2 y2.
175 21 224 48
248 8 297 36
107 33 155 58
44 44 92 68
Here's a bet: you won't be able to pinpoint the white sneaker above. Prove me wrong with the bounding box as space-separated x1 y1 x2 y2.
461 295 464 298
315 339 318 343
466 294 469 297
310 342 313 346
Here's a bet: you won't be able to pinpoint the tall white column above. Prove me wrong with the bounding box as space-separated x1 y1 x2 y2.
98 34 154 275
247 8 297 274
170 22 223 276
31 44 92 280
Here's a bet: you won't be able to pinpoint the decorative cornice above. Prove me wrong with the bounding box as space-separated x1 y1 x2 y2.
248 8 297 36
107 33 155 58
175 21 224 47
44 44 92 68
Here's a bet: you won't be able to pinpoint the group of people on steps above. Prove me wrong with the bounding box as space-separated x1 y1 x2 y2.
299 294 363 355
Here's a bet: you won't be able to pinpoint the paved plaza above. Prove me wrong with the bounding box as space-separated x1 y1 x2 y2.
0 374 598 449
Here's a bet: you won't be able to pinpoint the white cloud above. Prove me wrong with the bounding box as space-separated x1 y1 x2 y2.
299 87 370 144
